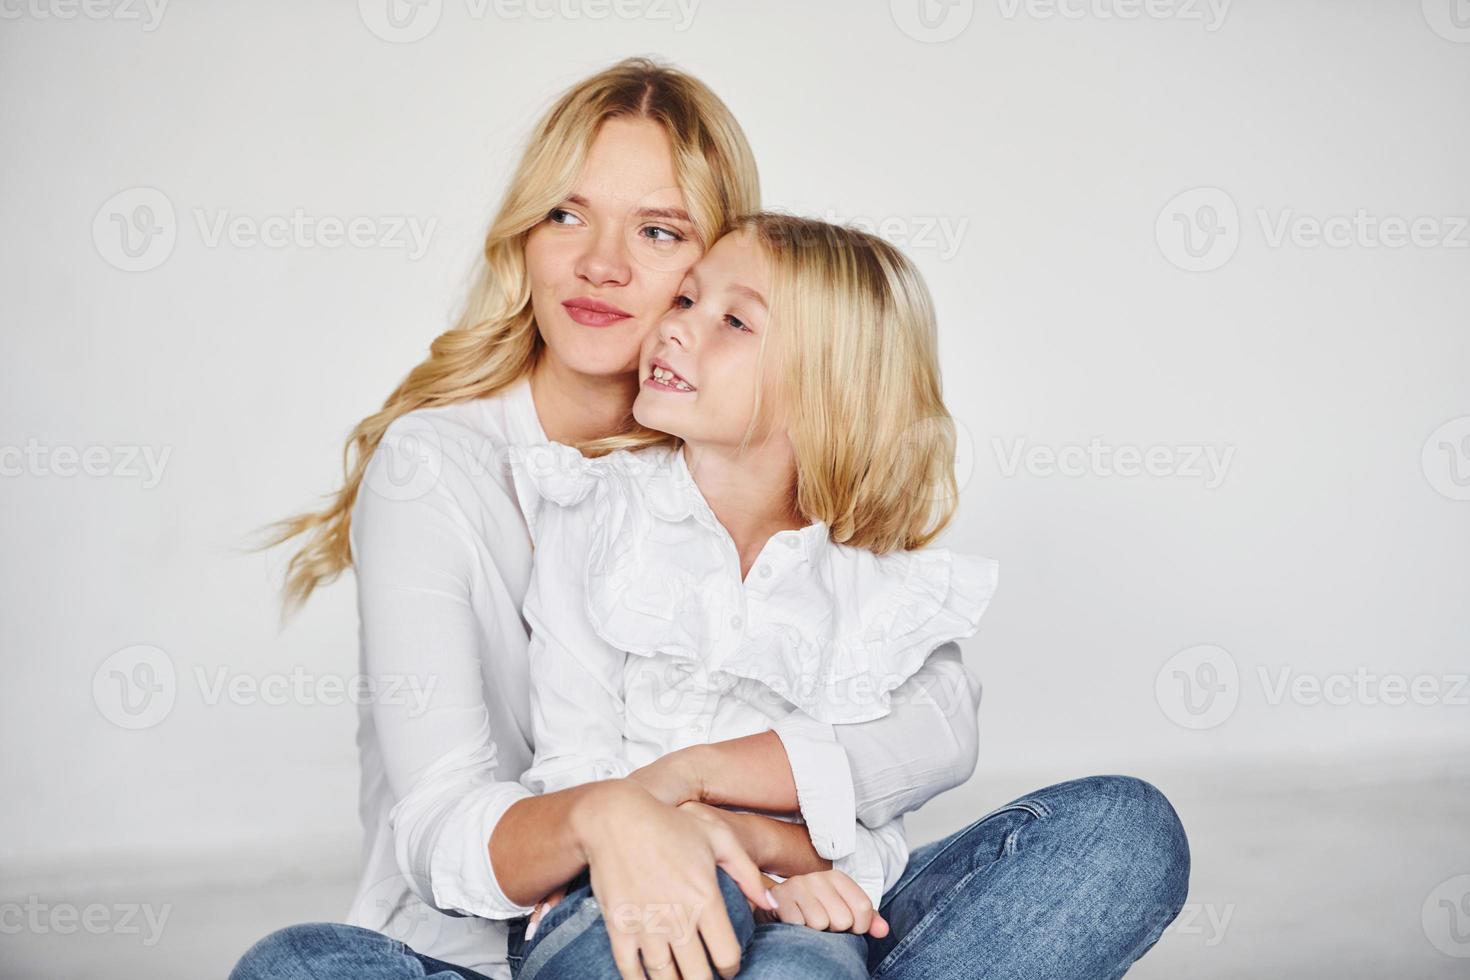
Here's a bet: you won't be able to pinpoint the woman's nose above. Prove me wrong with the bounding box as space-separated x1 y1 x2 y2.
574 228 631 287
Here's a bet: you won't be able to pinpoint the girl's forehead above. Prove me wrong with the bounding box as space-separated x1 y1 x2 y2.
695 228 766 282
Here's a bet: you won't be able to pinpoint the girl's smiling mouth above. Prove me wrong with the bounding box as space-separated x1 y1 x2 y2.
646 356 696 392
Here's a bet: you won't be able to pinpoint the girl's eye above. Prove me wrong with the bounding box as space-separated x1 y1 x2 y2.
641 225 686 244
724 314 751 333
673 295 694 310
548 208 583 226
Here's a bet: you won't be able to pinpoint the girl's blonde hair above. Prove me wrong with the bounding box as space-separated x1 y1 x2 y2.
751 214 959 553
596 214 960 552
263 58 759 613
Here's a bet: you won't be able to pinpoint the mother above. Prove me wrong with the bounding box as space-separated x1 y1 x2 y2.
231 59 1189 980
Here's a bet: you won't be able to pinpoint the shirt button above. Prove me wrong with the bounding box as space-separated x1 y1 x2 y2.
784 538 799 550
758 565 772 578
729 615 742 629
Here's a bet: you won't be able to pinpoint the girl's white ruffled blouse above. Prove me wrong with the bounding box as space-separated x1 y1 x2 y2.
509 440 1000 906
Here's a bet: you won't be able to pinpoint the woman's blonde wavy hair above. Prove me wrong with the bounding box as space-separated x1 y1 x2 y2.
593 214 960 554
262 58 759 613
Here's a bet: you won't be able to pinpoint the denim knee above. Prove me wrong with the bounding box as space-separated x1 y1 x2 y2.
229 922 399 980
713 868 757 947
1070 775 1191 916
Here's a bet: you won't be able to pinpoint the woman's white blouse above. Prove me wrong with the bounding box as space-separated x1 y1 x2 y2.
343 377 991 979
510 441 1000 907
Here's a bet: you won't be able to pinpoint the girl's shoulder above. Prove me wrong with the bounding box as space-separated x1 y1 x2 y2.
816 537 1001 667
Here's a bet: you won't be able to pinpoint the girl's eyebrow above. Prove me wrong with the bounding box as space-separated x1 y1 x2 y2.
565 194 691 224
730 283 768 310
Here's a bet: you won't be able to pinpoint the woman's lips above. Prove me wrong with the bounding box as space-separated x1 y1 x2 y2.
562 298 632 328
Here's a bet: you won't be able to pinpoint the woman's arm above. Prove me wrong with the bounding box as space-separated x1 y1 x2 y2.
356 422 773 980
631 643 981 857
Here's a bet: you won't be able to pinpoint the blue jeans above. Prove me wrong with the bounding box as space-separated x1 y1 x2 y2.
230 774 1189 980
505 867 867 979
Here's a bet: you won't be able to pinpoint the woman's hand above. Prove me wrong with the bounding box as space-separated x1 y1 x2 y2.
764 869 890 939
572 779 777 980
628 745 709 807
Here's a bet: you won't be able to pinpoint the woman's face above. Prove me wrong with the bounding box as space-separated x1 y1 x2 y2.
524 118 701 381
632 228 785 449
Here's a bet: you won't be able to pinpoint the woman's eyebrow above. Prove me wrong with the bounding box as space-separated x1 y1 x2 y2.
638 205 692 223
564 194 691 224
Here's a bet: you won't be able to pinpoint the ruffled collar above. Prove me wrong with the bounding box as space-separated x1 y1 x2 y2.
641 445 831 572
509 440 998 724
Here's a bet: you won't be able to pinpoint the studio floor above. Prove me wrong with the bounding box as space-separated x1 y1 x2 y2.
5 755 1466 980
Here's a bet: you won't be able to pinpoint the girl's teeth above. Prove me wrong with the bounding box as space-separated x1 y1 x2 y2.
652 367 691 390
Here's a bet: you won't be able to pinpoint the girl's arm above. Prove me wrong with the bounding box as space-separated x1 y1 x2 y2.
631 643 980 859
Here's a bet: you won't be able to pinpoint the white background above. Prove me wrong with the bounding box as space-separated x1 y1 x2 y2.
2 1 1467 976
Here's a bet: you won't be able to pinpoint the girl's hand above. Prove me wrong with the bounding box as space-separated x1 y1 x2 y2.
764 870 890 939
573 780 776 980
523 884 568 942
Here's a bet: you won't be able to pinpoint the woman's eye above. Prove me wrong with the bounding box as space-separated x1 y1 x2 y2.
724 314 750 333
673 295 694 310
641 225 685 244
548 208 583 226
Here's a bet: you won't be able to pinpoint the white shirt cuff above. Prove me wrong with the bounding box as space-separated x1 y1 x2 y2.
399 778 539 921
773 711 857 860
832 827 888 911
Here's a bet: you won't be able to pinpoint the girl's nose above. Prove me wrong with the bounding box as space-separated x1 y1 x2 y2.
657 307 692 349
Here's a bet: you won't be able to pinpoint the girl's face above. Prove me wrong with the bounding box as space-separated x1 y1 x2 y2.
524 118 702 380
633 228 785 448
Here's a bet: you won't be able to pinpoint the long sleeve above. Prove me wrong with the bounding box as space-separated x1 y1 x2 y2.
833 818 909 910
516 480 634 795
773 642 981 859
352 416 538 922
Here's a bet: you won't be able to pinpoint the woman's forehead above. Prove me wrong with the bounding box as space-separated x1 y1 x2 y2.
574 118 685 213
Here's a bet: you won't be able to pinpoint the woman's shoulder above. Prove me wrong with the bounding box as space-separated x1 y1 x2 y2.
354 391 540 543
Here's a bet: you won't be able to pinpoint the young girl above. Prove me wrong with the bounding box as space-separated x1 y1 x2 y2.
505 213 999 980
